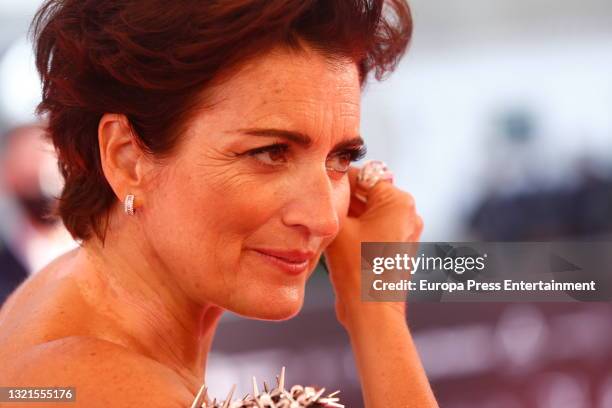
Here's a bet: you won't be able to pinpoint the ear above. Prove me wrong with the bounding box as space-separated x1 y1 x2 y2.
98 113 152 209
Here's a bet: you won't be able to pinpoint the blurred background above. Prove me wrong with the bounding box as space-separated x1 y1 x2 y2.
0 0 611 407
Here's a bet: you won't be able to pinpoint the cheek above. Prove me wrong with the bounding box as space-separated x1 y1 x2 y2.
333 177 351 228
140 166 290 309
143 161 283 275
340 179 351 212
152 170 277 249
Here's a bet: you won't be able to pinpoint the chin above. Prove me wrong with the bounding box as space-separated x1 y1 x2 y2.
230 291 304 321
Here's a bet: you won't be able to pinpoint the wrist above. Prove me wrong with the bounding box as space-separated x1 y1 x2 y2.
339 301 407 334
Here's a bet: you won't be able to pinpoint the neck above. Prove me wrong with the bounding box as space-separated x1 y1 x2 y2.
72 214 224 390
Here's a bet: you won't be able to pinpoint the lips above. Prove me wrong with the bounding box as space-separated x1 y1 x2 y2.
253 248 315 263
250 248 316 275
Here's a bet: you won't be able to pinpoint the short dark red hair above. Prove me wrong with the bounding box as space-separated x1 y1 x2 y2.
31 0 412 241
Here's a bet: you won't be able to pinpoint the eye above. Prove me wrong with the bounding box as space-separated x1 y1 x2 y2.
326 145 367 173
246 143 289 166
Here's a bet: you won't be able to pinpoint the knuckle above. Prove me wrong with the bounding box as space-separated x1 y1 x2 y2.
416 215 424 230
395 191 415 210
369 181 396 203
404 215 424 242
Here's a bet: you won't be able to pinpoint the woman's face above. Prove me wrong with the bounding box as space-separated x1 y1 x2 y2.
143 46 362 320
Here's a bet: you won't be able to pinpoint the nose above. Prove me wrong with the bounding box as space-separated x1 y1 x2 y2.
281 167 341 239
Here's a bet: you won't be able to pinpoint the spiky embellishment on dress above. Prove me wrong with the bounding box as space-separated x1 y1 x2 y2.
190 367 344 408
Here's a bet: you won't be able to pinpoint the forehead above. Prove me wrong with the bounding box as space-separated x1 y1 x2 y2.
201 45 361 131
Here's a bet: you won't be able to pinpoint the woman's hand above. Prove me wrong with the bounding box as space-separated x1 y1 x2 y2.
324 166 423 329
323 165 438 408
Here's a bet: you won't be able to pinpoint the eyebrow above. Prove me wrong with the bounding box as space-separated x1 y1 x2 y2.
236 127 364 152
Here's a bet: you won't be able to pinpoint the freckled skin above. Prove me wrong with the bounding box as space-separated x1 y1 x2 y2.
0 45 359 392
143 47 360 320
0 44 436 408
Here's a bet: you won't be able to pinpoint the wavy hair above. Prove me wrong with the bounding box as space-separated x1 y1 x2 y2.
31 0 413 241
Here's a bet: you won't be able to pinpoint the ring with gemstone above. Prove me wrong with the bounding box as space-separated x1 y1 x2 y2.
355 160 394 202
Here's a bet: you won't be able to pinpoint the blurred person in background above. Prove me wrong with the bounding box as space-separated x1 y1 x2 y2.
0 123 73 306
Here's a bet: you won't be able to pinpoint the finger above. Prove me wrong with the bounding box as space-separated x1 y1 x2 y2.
326 216 359 252
407 214 424 242
346 166 366 217
363 180 407 214
348 194 366 217
347 165 397 211
348 164 413 219
347 166 360 194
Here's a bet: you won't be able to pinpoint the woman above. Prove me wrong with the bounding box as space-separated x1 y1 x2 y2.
0 0 436 407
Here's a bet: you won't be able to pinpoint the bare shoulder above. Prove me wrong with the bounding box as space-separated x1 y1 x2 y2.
0 335 196 408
